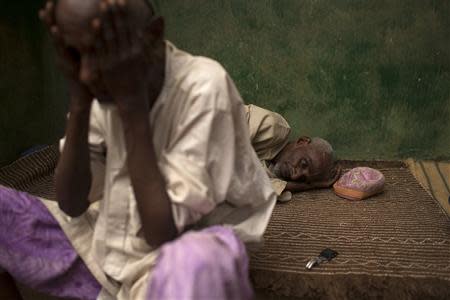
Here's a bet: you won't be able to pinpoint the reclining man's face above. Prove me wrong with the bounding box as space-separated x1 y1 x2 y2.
273 137 334 184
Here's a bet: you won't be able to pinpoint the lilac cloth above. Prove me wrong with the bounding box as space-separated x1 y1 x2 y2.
147 225 254 300
0 186 253 300
335 167 385 193
0 186 101 300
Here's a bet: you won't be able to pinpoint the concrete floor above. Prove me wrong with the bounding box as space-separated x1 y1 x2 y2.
405 159 450 216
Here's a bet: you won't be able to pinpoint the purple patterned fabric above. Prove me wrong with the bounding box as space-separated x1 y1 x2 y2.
0 186 253 299
0 186 101 299
335 167 385 193
147 225 253 300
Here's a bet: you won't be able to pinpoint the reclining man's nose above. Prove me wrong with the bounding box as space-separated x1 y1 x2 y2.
291 167 308 181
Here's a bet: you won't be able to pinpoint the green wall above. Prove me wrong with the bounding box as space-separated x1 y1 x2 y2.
1 0 449 166
159 0 450 160
0 1 67 166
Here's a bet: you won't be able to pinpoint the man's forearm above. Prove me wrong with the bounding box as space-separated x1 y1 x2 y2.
121 110 177 248
55 105 92 217
285 179 335 192
285 181 315 192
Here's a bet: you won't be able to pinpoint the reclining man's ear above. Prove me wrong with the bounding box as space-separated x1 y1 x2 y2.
296 136 311 145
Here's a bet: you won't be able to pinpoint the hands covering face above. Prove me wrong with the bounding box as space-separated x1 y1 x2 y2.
39 1 93 105
93 0 155 112
40 0 159 112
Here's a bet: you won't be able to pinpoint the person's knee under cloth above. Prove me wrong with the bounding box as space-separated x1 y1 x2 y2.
147 225 253 300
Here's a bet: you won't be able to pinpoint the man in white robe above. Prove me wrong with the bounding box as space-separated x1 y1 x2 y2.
0 0 275 299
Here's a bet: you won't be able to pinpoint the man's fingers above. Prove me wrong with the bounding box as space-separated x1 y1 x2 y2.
39 3 66 58
39 9 52 30
111 0 130 52
93 16 108 68
45 0 54 14
45 1 53 10
91 17 101 30
94 28 107 63
119 0 141 51
49 27 71 57
99 0 118 55
39 1 54 26
45 1 56 24
39 1 65 48
50 25 59 36
38 9 46 21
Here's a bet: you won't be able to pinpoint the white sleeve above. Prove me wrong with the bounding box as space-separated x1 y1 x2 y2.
161 83 236 233
59 101 106 203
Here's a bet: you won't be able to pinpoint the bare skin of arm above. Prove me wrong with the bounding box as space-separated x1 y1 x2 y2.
95 1 176 247
285 181 316 192
120 109 177 247
40 2 93 217
285 180 334 192
55 101 92 217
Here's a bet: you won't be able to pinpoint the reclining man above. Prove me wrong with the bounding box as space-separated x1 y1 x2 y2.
246 104 341 201
0 0 277 299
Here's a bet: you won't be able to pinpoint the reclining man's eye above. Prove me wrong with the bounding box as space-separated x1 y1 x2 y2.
300 159 308 168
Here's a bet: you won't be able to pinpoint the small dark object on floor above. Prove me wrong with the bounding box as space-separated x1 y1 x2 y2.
320 248 339 261
306 248 338 270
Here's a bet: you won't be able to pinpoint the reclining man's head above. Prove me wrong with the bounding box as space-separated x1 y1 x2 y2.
271 136 340 188
47 0 163 103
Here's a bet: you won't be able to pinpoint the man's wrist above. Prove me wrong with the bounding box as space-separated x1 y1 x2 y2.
69 100 92 116
68 78 92 100
117 95 150 121
116 90 150 114
120 108 151 133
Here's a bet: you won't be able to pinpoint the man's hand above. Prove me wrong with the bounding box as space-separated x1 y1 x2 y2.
40 1 94 217
94 0 155 114
92 0 176 247
39 1 93 109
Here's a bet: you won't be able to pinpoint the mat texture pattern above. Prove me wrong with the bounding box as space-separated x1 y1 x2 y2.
0 145 58 200
250 161 450 299
1 149 449 299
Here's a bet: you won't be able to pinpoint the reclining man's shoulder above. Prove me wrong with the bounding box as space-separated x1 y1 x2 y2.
246 104 291 161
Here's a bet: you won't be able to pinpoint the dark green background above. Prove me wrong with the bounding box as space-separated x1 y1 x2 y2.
1 0 449 166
